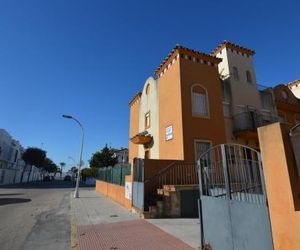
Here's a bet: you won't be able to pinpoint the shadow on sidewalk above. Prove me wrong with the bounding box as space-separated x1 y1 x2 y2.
0 198 31 206
0 193 24 196
0 181 77 189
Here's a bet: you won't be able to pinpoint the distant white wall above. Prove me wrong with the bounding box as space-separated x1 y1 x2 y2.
0 165 42 185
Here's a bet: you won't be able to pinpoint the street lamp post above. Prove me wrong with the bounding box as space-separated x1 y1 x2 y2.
62 115 84 198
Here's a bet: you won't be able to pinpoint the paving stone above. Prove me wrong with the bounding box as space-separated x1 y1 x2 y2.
78 219 194 250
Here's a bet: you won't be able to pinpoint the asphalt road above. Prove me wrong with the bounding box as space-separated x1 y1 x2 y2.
0 181 75 250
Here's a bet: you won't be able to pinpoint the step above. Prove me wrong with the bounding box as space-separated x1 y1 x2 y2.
131 207 149 219
157 188 173 197
163 185 176 192
148 205 158 218
157 188 164 195
163 184 199 192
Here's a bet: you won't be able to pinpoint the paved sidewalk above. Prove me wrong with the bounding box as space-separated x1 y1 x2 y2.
71 187 137 225
147 219 200 249
71 188 199 250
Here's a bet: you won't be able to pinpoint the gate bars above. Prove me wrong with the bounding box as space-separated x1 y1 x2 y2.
197 143 268 249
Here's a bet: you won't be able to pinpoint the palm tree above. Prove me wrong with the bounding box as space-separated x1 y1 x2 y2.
59 162 66 179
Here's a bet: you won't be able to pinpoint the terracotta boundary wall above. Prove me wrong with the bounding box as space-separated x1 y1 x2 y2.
258 122 300 250
95 175 132 210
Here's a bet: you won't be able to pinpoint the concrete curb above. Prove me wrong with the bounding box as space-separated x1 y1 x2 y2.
70 192 78 250
71 214 78 250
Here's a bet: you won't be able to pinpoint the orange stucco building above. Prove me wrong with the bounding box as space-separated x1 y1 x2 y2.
126 42 300 249
129 41 300 163
129 45 228 164
129 42 300 165
273 84 300 126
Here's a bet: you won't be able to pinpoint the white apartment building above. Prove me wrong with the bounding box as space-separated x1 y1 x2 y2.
0 129 41 185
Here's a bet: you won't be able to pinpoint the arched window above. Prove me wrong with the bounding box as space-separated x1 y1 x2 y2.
233 66 239 81
246 70 252 83
191 84 209 117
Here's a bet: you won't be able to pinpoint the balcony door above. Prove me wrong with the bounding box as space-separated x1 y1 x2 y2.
247 106 258 128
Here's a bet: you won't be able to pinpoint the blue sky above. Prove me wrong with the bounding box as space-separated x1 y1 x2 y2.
1 0 299 169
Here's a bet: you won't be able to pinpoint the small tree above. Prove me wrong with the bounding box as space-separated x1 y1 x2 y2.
89 145 118 169
81 167 97 181
43 157 58 175
70 166 78 179
70 166 78 174
22 147 46 183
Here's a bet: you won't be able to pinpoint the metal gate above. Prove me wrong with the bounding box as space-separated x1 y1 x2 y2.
197 144 274 250
132 158 144 210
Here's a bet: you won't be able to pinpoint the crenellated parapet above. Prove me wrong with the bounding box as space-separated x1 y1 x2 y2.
212 40 255 57
155 45 221 78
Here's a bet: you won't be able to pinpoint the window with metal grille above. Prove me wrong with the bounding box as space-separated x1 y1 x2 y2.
194 140 212 163
191 84 209 117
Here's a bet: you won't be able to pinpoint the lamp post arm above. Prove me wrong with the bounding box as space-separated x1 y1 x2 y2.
72 117 84 133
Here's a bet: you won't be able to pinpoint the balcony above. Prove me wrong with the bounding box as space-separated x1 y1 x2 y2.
233 111 278 137
130 132 153 145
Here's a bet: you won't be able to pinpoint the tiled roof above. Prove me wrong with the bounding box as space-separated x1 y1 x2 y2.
212 41 255 57
287 79 300 87
155 44 221 75
128 92 142 106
